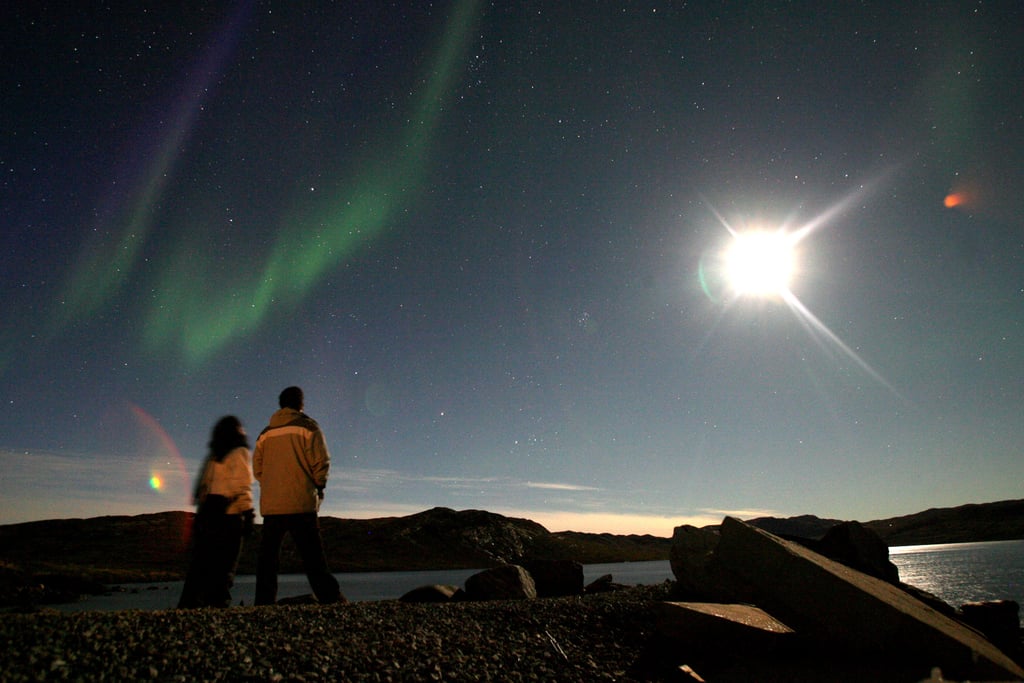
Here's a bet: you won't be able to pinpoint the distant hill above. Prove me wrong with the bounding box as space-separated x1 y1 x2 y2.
863 499 1024 546
0 512 193 583
310 507 667 573
735 499 1024 546
1 499 1022 586
0 507 671 584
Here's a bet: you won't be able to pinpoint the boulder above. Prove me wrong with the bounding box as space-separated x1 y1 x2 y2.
669 524 723 599
464 565 536 601
814 521 900 584
655 602 795 654
710 517 1024 681
958 600 1021 654
399 584 460 603
521 559 584 597
583 573 628 594
276 594 318 606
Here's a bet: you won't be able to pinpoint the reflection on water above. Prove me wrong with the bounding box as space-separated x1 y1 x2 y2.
889 539 1024 617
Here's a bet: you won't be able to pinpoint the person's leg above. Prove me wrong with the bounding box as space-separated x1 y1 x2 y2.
255 515 286 605
290 513 344 604
210 514 244 607
178 522 212 608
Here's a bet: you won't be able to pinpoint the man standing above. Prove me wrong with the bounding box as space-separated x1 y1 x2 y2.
253 386 344 605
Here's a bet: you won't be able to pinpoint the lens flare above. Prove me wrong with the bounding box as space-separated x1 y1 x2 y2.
943 193 963 208
128 403 191 544
943 184 977 210
128 403 189 502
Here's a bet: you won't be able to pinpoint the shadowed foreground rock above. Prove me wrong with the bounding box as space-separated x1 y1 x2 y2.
655 602 795 653
664 516 1024 682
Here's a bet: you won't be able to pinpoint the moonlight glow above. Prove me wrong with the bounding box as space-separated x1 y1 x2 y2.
701 186 900 397
725 230 797 298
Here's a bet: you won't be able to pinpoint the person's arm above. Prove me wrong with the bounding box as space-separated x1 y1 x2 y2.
252 437 264 482
309 429 330 492
224 447 254 501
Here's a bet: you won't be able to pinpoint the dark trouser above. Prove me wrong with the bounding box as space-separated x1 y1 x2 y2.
178 513 244 608
255 513 342 605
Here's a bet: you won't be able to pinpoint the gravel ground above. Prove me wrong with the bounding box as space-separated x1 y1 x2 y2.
0 585 682 682
0 584 1000 682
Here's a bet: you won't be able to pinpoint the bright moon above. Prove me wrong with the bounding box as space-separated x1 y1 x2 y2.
724 230 796 298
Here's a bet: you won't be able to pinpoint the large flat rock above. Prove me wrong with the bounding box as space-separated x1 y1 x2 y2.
656 602 795 653
712 516 1024 681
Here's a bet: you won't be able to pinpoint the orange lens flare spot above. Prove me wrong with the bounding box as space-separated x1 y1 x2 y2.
944 193 964 208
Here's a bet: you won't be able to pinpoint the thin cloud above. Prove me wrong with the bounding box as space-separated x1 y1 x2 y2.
336 470 603 494
699 507 783 520
525 481 602 492
491 507 721 536
0 454 789 535
0 449 192 524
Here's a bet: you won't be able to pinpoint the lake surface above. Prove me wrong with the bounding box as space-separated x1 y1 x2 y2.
50 539 1024 619
889 539 1024 615
51 560 675 613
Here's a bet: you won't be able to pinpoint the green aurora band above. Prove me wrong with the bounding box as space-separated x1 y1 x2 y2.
148 0 480 364
48 1 479 368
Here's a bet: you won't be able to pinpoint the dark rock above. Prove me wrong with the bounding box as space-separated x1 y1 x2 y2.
277 594 319 605
583 573 628 594
399 584 459 603
668 524 722 599
464 565 536 601
958 600 1021 653
521 559 583 597
813 521 900 583
710 516 1024 681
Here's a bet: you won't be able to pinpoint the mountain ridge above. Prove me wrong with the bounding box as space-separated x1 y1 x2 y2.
1 499 1022 586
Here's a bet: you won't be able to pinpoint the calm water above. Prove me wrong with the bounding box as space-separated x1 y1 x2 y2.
50 540 1024 617
51 560 675 613
889 539 1024 615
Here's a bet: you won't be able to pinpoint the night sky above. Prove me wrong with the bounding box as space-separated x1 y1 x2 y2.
3 1 1022 535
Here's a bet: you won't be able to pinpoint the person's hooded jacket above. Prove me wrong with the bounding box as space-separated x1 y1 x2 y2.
253 408 330 515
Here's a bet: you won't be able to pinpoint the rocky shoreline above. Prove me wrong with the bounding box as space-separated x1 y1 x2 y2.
4 514 1024 681
2 582 1018 682
1 584 667 682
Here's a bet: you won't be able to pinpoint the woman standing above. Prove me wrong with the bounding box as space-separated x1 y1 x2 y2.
178 416 255 608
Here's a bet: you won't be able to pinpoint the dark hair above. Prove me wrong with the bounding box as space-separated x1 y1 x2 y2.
208 415 249 462
279 386 304 410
